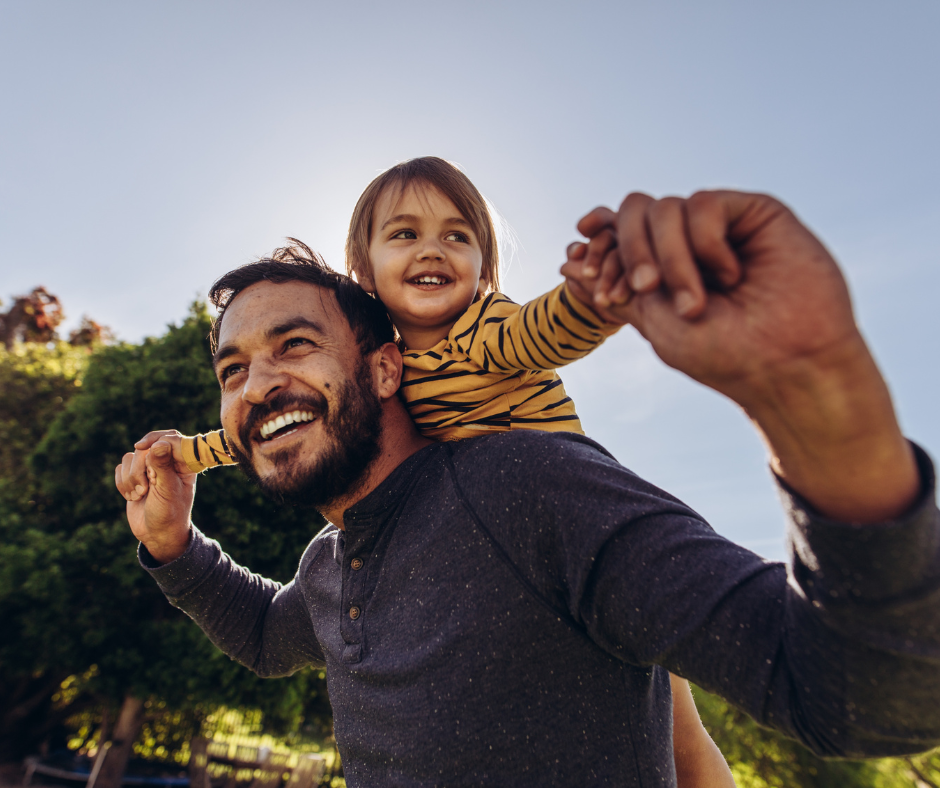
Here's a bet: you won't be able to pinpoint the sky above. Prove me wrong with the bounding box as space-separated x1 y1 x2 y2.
2 0 938 559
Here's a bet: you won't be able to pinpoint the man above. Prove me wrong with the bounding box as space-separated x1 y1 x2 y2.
117 191 940 786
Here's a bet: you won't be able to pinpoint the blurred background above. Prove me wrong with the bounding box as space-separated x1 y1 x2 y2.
2 2 938 786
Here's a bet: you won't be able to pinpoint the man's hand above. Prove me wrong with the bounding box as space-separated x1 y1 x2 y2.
589 190 919 523
115 430 196 564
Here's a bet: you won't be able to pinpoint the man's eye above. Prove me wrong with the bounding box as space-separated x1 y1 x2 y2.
285 337 312 350
391 230 417 240
220 364 245 382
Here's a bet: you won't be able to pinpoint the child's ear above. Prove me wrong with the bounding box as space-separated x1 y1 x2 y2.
477 274 489 296
354 266 376 294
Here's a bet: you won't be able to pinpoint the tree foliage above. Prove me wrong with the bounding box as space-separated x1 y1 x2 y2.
0 287 65 349
0 303 331 762
693 685 940 788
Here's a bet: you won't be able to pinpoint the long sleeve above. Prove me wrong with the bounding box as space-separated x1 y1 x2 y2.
180 430 236 473
446 433 940 758
140 526 325 676
453 283 620 372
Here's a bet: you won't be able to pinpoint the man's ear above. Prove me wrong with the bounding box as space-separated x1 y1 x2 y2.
372 342 403 400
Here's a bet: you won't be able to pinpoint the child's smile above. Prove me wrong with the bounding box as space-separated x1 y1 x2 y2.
365 184 487 350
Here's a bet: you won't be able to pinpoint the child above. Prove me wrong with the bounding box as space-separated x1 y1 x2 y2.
162 157 735 787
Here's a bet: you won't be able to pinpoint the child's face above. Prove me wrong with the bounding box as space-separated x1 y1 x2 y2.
365 183 487 350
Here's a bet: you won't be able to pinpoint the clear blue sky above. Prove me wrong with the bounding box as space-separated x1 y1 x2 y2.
3 1 938 558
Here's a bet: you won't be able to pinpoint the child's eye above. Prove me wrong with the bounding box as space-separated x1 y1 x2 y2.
445 231 470 243
391 229 417 240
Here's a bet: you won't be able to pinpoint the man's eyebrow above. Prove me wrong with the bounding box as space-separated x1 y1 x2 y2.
379 213 472 231
212 344 240 375
212 317 326 374
267 316 326 339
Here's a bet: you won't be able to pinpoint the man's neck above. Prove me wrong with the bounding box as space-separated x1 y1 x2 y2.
321 407 433 529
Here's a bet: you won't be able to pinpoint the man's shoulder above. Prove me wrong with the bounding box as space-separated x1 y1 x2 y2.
444 429 641 503
449 429 619 467
443 429 697 526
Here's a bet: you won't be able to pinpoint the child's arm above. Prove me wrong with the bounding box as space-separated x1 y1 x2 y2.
176 429 237 473
459 282 622 373
121 429 235 501
671 674 737 788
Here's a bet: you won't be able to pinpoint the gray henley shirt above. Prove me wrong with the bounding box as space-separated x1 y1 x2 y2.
143 431 940 787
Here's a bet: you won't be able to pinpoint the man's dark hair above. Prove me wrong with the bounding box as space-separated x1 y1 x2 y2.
208 239 394 354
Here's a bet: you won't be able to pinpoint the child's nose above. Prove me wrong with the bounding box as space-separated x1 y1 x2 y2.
416 239 445 260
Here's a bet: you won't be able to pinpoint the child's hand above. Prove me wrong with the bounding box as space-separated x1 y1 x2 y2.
576 206 633 309
119 430 194 500
561 207 632 325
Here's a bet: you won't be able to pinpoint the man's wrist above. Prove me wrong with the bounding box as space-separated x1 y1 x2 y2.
142 525 193 565
738 336 920 523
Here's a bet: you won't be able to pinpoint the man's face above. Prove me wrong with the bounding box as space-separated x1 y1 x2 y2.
213 280 383 508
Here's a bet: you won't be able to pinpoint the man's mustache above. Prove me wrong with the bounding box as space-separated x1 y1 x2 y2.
237 391 329 457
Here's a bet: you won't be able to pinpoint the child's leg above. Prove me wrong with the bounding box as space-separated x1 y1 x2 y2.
670 673 736 788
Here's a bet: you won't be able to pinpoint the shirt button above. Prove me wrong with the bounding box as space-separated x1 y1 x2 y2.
349 606 361 620
350 558 363 570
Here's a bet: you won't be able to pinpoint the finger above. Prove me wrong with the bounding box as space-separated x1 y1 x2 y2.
685 191 743 289
583 229 617 279
594 245 624 308
646 198 707 318
576 206 618 238
605 250 634 306
566 241 587 262
118 452 141 500
128 448 151 499
116 456 133 499
134 429 182 450
147 439 180 491
616 192 661 293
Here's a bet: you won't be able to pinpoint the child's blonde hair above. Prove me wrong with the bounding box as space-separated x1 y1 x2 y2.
345 156 501 294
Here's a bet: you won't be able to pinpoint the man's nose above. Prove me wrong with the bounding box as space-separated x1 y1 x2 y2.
242 359 290 404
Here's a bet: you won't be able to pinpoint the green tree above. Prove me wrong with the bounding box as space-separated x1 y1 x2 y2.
0 304 331 768
693 685 940 787
0 340 91 758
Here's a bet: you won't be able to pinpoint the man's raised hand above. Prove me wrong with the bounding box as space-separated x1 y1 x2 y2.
589 190 918 523
115 430 196 564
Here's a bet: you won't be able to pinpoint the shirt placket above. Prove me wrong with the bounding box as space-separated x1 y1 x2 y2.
336 515 380 665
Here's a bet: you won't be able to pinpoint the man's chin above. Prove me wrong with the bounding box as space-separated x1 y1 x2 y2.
231 431 380 511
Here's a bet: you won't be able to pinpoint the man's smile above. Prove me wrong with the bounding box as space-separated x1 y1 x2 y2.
259 409 317 441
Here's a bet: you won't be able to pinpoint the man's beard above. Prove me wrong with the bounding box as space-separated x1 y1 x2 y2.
227 359 384 510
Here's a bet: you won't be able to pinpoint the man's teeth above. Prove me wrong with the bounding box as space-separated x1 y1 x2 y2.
260 410 315 439
414 276 447 285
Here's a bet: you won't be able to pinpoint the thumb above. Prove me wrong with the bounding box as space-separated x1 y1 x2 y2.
147 440 186 492
150 440 175 467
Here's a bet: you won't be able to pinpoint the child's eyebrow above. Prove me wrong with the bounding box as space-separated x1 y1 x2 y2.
380 213 472 231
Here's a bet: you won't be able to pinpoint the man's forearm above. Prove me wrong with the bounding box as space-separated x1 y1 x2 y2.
740 332 919 523
142 527 324 677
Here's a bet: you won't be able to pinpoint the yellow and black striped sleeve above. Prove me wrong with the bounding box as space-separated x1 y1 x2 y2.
180 430 236 473
455 282 620 372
